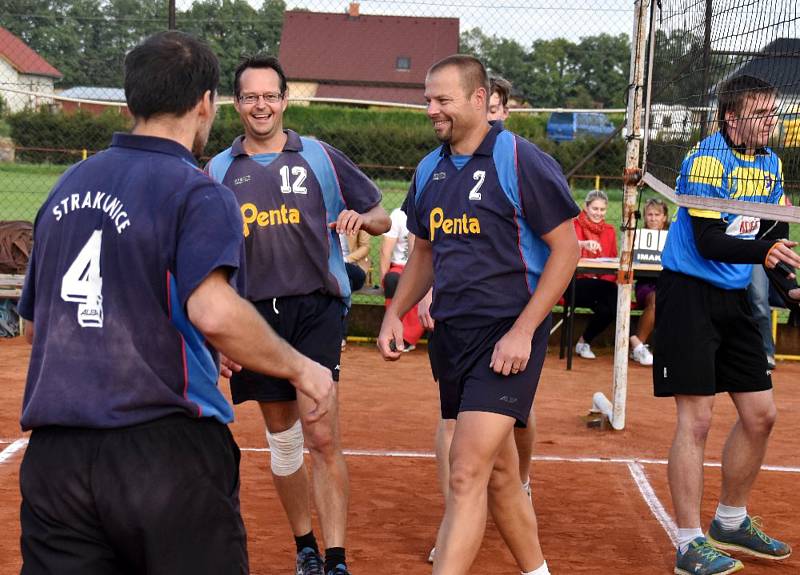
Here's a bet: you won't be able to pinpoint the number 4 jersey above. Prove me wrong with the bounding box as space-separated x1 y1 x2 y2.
206 130 382 305
18 134 244 430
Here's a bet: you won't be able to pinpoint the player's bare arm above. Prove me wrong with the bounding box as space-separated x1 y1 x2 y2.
333 203 391 236
377 237 434 359
187 268 334 421
490 219 580 376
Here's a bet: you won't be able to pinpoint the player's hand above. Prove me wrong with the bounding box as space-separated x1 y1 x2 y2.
490 325 532 376
330 209 364 235
290 359 334 423
219 354 242 379
377 312 405 360
766 240 800 279
418 289 435 330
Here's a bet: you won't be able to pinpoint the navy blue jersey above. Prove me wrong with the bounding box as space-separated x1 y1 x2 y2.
18 134 243 430
404 122 578 327
206 130 382 305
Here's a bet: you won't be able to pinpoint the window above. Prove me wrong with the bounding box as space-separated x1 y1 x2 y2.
396 56 411 71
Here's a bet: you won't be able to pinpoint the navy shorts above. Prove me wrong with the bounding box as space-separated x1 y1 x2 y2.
653 270 772 397
20 415 247 575
429 315 551 427
230 292 345 404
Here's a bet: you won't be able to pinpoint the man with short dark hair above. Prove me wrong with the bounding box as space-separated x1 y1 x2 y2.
17 31 333 575
379 54 580 575
488 75 512 121
207 55 390 575
656 74 800 575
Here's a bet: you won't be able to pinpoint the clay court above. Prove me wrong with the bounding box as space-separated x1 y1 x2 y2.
0 337 798 574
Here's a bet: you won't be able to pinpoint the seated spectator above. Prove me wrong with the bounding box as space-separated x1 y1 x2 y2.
340 230 371 292
629 198 669 366
573 190 617 359
380 207 424 351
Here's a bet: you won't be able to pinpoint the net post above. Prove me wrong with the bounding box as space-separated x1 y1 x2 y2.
607 0 651 431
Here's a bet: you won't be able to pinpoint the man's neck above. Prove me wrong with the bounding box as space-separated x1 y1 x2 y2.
131 117 195 153
449 123 491 156
723 127 757 156
242 130 287 155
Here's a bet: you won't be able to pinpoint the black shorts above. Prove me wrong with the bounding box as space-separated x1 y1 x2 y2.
429 315 551 427
230 292 345 404
20 415 247 575
653 270 772 397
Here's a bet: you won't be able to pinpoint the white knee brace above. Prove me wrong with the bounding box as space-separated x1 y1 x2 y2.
266 419 305 476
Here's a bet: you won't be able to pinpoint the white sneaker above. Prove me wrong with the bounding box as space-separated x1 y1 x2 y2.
522 479 532 504
575 342 596 359
428 547 435 563
630 343 653 366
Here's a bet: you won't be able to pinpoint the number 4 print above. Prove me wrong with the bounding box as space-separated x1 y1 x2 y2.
61 229 104 328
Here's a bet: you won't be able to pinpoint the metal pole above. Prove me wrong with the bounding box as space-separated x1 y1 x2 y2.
168 0 176 30
608 0 651 431
699 0 712 138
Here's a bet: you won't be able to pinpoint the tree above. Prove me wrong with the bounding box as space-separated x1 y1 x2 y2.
179 0 285 94
573 33 630 108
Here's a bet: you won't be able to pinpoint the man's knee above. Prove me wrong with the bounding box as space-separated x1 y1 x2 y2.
303 417 338 456
741 404 777 436
266 419 305 477
449 457 491 497
678 409 714 443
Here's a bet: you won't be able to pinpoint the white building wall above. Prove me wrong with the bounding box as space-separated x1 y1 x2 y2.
0 58 56 113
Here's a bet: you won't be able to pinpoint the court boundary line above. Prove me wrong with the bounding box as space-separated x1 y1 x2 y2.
0 439 28 464
239 447 800 474
627 461 678 547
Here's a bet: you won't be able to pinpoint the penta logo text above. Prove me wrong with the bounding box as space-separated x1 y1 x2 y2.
241 203 301 237
429 207 480 241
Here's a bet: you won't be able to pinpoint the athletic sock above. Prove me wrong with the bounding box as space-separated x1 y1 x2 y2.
715 503 747 532
325 547 346 573
295 530 319 554
522 560 550 575
678 528 704 554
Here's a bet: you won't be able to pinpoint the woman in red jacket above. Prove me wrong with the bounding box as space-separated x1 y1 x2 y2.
573 190 617 359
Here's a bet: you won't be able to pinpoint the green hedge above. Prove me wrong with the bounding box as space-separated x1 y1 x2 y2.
9 105 627 180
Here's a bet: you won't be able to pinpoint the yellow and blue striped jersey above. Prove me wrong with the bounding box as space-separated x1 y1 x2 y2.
662 130 784 289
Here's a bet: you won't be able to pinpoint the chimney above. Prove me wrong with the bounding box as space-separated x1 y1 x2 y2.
348 2 360 18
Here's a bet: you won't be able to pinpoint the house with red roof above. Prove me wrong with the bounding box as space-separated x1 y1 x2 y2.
278 3 459 106
0 26 62 113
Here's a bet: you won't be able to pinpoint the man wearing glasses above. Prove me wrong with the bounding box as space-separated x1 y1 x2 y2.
207 55 390 575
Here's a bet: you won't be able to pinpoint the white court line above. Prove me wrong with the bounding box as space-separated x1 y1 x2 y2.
627 461 678 548
0 438 28 464
240 447 800 473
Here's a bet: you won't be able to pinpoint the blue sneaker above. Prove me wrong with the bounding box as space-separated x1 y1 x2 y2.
707 516 792 560
296 547 324 575
675 537 743 575
326 564 351 575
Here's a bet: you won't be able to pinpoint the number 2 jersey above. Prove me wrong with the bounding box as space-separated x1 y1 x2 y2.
206 130 382 305
404 121 579 327
18 134 244 430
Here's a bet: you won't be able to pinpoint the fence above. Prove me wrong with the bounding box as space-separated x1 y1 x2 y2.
0 0 638 223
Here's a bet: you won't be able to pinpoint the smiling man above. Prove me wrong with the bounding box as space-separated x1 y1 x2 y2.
207 55 390 575
656 75 800 575
378 55 580 575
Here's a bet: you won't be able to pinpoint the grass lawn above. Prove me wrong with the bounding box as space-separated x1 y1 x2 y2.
0 163 65 221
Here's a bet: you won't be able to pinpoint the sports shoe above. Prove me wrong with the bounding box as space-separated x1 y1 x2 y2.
575 341 596 359
427 547 435 563
630 343 653 366
674 537 743 575
401 341 415 353
707 516 792 560
296 547 324 575
767 355 776 370
522 478 532 503
326 564 351 575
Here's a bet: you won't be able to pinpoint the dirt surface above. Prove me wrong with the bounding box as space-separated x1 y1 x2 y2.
1 337 799 574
